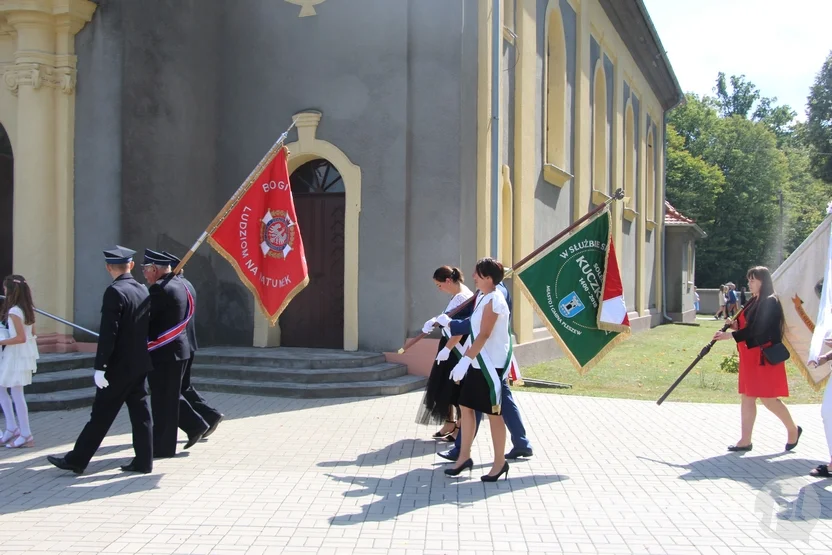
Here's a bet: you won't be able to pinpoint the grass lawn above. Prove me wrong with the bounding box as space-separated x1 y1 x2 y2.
519 318 825 404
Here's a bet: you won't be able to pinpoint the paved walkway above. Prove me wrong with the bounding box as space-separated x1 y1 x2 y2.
2 390 831 555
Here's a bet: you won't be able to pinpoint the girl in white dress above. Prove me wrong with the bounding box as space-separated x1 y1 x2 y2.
0 275 39 448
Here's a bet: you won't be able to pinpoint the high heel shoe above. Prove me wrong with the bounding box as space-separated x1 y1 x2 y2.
786 426 803 451
481 461 509 482
6 435 33 448
444 458 473 476
433 420 457 439
0 428 19 445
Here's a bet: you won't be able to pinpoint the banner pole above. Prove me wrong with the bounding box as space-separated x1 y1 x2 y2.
396 188 625 354
656 305 748 405
172 118 298 274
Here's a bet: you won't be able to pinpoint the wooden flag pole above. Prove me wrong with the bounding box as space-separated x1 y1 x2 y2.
172 118 298 275
397 188 625 354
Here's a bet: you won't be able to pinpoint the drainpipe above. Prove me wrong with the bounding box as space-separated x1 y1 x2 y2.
490 0 500 257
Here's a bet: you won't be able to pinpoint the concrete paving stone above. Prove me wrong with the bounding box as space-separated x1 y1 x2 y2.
3 391 831 554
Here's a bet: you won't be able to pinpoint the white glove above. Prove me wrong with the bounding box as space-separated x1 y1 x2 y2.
435 347 451 362
94 370 109 389
422 318 437 334
450 356 472 382
436 314 452 328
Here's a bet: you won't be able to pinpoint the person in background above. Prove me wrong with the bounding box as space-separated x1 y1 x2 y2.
163 252 224 439
713 266 801 453
693 287 700 313
417 266 473 441
715 285 727 320
0 275 39 448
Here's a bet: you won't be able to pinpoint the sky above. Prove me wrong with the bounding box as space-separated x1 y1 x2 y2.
642 0 832 120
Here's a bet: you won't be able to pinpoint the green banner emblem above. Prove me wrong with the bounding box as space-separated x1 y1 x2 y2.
515 211 629 372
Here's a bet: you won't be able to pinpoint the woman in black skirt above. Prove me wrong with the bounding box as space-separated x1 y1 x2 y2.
415 266 473 441
445 258 512 481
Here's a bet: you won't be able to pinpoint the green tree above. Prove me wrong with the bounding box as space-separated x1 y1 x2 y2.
782 146 832 254
700 116 788 283
806 51 832 183
715 73 760 118
665 124 725 229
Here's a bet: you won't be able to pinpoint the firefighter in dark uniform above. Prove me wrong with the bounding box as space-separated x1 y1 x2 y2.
47 246 154 474
142 249 208 458
163 251 224 438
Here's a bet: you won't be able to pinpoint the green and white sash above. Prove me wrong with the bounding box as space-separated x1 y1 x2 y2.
469 294 514 414
441 326 470 359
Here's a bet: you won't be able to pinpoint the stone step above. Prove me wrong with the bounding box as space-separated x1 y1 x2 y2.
35 353 96 374
190 362 408 384
192 374 427 399
26 388 95 412
29 368 93 394
193 347 387 369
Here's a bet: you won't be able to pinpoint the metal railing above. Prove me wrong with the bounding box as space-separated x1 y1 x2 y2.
0 295 99 338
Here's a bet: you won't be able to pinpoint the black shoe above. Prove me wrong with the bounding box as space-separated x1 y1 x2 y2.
202 414 224 439
481 461 510 482
437 449 459 462
185 429 206 449
727 443 753 452
47 455 84 475
444 458 473 476
120 461 152 474
786 426 803 451
506 447 533 459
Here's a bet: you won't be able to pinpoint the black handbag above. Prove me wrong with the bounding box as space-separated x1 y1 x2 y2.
762 342 790 365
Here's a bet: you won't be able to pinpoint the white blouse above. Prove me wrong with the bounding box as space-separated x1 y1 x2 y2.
470 290 511 370
444 284 474 313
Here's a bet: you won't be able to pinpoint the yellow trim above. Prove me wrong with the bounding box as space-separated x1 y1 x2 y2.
498 164 514 265
476 0 494 259
544 0 567 174
572 0 590 223
0 1 95 336
512 0 536 344
253 110 361 351
591 189 610 206
591 58 608 196
543 163 572 187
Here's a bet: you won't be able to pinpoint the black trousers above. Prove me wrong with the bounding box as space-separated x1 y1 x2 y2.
180 354 221 429
65 372 152 470
147 361 206 457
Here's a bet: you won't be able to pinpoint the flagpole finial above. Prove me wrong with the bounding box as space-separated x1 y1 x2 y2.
613 188 625 201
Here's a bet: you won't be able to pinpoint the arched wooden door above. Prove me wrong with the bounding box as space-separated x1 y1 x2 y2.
279 158 346 349
0 125 12 280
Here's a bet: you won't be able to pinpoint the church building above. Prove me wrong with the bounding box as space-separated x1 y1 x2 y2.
0 0 682 364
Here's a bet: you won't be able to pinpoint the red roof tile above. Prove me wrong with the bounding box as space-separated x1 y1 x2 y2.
664 201 696 225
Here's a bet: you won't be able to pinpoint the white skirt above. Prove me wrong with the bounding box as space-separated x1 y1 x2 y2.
0 338 39 388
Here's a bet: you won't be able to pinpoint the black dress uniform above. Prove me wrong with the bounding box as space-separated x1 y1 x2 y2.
163 252 224 437
145 249 208 458
47 246 153 474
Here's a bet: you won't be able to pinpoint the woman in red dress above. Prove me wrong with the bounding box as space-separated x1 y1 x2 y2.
713 266 801 452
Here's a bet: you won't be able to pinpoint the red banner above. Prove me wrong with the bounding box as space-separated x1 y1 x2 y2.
208 146 309 324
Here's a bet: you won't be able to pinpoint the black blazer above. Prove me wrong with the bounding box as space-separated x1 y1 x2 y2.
180 275 198 354
733 295 784 349
94 273 152 379
148 273 191 364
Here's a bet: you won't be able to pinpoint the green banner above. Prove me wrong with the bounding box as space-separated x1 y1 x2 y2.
515 211 628 372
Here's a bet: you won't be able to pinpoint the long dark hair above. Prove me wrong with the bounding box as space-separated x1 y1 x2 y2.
744 266 784 335
1 275 36 325
433 266 464 283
